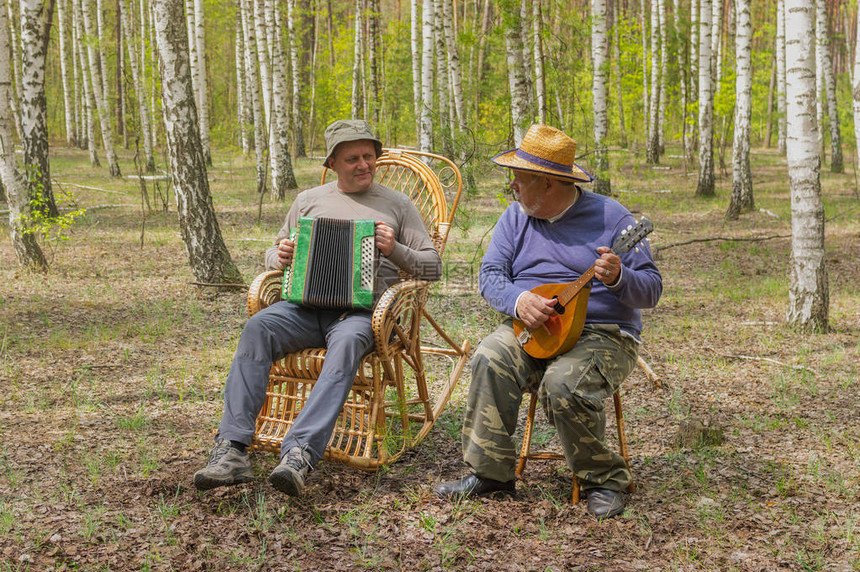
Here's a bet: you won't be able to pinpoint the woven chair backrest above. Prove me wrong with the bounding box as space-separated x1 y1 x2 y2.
321 149 462 255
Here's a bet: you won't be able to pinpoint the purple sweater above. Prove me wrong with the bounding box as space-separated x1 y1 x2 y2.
479 189 662 340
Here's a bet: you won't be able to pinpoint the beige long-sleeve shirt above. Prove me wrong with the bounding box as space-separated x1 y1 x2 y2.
265 181 442 301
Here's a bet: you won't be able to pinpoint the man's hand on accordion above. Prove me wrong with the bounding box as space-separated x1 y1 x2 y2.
375 222 396 257
276 238 296 269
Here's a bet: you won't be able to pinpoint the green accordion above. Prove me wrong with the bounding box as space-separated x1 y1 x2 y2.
281 217 377 309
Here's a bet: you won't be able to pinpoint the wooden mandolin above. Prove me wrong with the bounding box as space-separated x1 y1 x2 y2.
512 218 654 359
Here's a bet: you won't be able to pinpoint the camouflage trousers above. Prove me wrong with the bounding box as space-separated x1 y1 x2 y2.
462 321 639 492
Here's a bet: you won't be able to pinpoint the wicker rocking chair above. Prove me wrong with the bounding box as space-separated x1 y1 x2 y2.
247 149 470 470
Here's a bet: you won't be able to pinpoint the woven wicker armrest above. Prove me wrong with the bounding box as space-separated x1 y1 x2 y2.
371 279 431 358
247 270 284 317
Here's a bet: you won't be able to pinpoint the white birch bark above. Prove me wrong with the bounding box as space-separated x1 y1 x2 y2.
641 0 649 142
411 0 421 136
95 0 108 105
727 0 753 219
419 0 434 151
505 7 530 145
193 0 211 165
646 0 661 164
688 0 699 160
784 0 828 332
711 0 722 93
270 0 297 197
285 0 305 157
533 0 546 124
351 0 362 118
442 0 464 127
19 0 59 215
592 0 611 195
657 0 667 153
241 0 266 191
253 0 271 126
152 0 243 285
815 2 824 159
612 0 626 147
120 0 155 172
1 2 46 269
776 0 787 154
817 0 843 173
73 0 99 164
71 0 83 147
368 0 381 125
853 2 860 173
519 0 534 113
434 0 451 140
235 20 249 154
696 0 715 196
81 0 121 176
57 0 77 146
7 2 24 142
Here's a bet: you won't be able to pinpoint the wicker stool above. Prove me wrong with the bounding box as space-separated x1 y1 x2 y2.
515 357 659 504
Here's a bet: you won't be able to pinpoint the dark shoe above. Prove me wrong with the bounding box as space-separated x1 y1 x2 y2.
586 488 625 520
193 438 254 491
269 446 313 497
433 474 516 499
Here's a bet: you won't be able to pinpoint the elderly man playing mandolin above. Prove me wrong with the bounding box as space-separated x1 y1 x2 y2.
434 124 662 520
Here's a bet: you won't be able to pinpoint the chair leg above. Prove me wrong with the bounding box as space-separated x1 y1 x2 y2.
516 392 539 479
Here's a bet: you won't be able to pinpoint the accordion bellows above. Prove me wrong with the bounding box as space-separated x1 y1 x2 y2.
281 217 377 309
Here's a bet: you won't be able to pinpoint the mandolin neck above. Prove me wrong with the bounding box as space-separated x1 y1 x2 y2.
557 264 597 307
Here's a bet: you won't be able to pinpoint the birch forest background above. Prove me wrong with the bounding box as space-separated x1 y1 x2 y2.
1 0 859 570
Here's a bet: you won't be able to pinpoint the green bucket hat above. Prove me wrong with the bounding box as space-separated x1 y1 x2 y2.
323 120 383 167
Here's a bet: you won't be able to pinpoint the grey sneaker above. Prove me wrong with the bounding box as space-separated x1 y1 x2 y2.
193 438 254 491
268 446 313 496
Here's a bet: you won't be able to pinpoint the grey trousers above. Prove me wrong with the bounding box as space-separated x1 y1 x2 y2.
217 301 374 464
462 321 638 491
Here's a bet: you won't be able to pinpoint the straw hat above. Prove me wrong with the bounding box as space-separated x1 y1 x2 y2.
491 124 593 183
323 119 383 167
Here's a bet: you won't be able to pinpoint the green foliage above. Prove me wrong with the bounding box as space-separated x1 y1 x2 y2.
18 167 85 249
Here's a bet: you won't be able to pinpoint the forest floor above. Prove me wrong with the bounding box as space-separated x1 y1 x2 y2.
1 145 859 571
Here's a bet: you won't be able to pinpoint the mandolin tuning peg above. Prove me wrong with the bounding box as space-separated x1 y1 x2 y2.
635 247 640 252
621 229 627 235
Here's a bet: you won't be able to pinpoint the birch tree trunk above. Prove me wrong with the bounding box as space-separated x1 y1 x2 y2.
368 0 381 126
784 0 828 333
419 0 434 151
434 0 451 146
19 0 60 216
503 3 530 145
57 0 77 146
241 0 266 192
81 0 122 176
270 0 297 197
853 2 860 173
8 2 25 142
235 21 249 154
411 0 421 136
442 0 464 127
646 0 661 164
351 0 362 118
474 0 489 122
253 0 271 126
612 0 627 148
1 3 47 270
727 0 753 219
658 0 667 153
286 0 306 157
696 0 715 197
532 0 546 124
73 0 99 164
687 0 699 162
120 0 155 172
592 0 611 195
776 0 787 154
71 2 83 147
193 0 211 165
711 0 722 93
152 0 243 286
641 0 649 143
817 0 843 173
